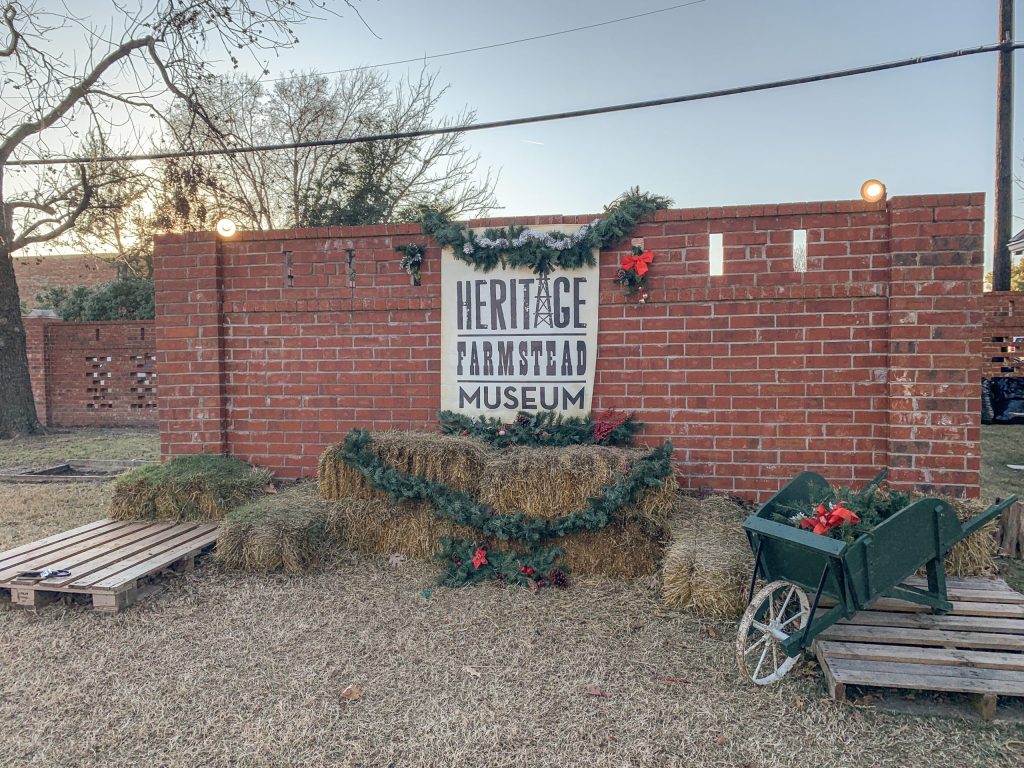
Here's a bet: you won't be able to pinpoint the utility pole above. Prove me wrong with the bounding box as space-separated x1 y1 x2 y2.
994 0 1015 291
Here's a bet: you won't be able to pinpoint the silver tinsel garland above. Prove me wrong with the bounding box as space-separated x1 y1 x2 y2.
461 220 600 255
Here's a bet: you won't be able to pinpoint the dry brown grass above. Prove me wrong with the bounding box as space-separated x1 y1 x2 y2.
1 431 1023 767
1 552 1021 767
662 496 751 619
318 431 487 501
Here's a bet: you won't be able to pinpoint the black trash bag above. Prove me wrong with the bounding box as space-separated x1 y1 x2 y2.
989 376 1024 422
981 378 995 424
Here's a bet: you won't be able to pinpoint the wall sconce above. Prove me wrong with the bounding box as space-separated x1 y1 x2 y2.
860 179 887 203
215 218 238 238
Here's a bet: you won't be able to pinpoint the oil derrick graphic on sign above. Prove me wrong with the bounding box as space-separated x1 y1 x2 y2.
533 274 553 328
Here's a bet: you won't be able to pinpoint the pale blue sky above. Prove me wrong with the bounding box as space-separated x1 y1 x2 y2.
255 0 1015 267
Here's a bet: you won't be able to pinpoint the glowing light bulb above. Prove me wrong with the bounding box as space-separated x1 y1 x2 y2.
215 218 237 238
860 180 886 203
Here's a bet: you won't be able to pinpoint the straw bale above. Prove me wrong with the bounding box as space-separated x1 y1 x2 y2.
110 454 271 522
662 496 751 619
319 431 487 502
217 483 330 573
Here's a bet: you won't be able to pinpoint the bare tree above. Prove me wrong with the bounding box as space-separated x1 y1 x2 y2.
163 67 498 229
0 0 367 438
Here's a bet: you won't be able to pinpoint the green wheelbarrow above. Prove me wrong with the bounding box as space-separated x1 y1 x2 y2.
736 471 1017 685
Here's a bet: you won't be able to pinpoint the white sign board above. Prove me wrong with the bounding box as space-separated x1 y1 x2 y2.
440 235 600 421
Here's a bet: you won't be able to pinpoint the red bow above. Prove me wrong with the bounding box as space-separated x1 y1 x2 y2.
472 547 488 569
800 501 861 536
621 250 654 277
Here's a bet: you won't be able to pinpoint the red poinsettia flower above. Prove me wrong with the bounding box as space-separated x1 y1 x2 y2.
472 547 488 569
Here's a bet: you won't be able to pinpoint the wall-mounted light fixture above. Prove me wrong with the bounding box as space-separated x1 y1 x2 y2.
215 218 238 238
859 179 887 203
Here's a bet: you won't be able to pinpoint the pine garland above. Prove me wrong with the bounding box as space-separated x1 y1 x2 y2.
418 187 671 275
437 409 641 448
439 538 566 588
333 429 674 586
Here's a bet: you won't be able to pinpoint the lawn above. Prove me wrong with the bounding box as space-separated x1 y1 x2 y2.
0 427 1022 767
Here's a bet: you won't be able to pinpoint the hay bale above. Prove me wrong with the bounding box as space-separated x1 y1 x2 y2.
944 498 998 578
319 431 487 501
218 483 330 573
110 454 272 522
662 496 751 619
478 445 677 528
325 498 478 561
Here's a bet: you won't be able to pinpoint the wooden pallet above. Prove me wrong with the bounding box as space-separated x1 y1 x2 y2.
814 577 1024 720
0 519 219 612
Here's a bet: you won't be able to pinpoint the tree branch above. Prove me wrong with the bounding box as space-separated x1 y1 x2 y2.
0 35 153 160
11 166 92 250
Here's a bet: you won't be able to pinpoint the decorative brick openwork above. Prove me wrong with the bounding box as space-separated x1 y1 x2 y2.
983 291 1024 377
153 193 984 500
23 318 158 427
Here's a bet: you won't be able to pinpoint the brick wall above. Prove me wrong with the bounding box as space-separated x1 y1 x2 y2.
23 317 158 427
153 193 984 500
982 291 1024 377
14 253 118 311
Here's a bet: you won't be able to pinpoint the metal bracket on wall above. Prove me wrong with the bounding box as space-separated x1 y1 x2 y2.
345 249 356 288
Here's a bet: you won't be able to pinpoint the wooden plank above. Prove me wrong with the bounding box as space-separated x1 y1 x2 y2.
904 576 1013 592
823 596 1024 617
819 624 1024 651
0 520 127 570
828 665 1024 696
0 522 180 584
37 523 205 587
874 599 1024 618
816 640 1024 672
839 610 1024 635
85 527 219 590
813 645 846 701
829 657 1024 685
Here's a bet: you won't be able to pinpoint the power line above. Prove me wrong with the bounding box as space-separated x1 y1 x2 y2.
264 1 708 80
9 41 1020 167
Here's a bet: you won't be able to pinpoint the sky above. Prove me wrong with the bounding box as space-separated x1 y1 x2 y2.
10 1 1020 266
241 0 1014 266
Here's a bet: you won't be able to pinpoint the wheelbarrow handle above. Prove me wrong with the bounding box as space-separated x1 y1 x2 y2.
958 495 1019 542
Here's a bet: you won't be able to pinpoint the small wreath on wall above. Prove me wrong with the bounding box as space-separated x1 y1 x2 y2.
615 245 654 304
395 243 425 286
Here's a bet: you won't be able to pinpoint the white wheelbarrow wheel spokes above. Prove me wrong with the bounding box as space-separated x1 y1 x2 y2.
736 580 810 685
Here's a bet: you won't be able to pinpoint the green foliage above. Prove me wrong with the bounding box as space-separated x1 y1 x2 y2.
984 256 1024 291
772 472 914 543
437 409 641 448
418 188 671 275
334 428 674 587
438 537 566 588
36 278 154 321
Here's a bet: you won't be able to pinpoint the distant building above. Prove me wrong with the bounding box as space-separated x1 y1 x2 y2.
1009 228 1024 256
13 253 119 312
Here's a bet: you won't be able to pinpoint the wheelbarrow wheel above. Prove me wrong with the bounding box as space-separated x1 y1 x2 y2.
736 580 810 685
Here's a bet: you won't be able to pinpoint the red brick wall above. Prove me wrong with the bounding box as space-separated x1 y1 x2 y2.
14 254 118 311
154 193 984 500
23 317 158 427
982 291 1024 377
